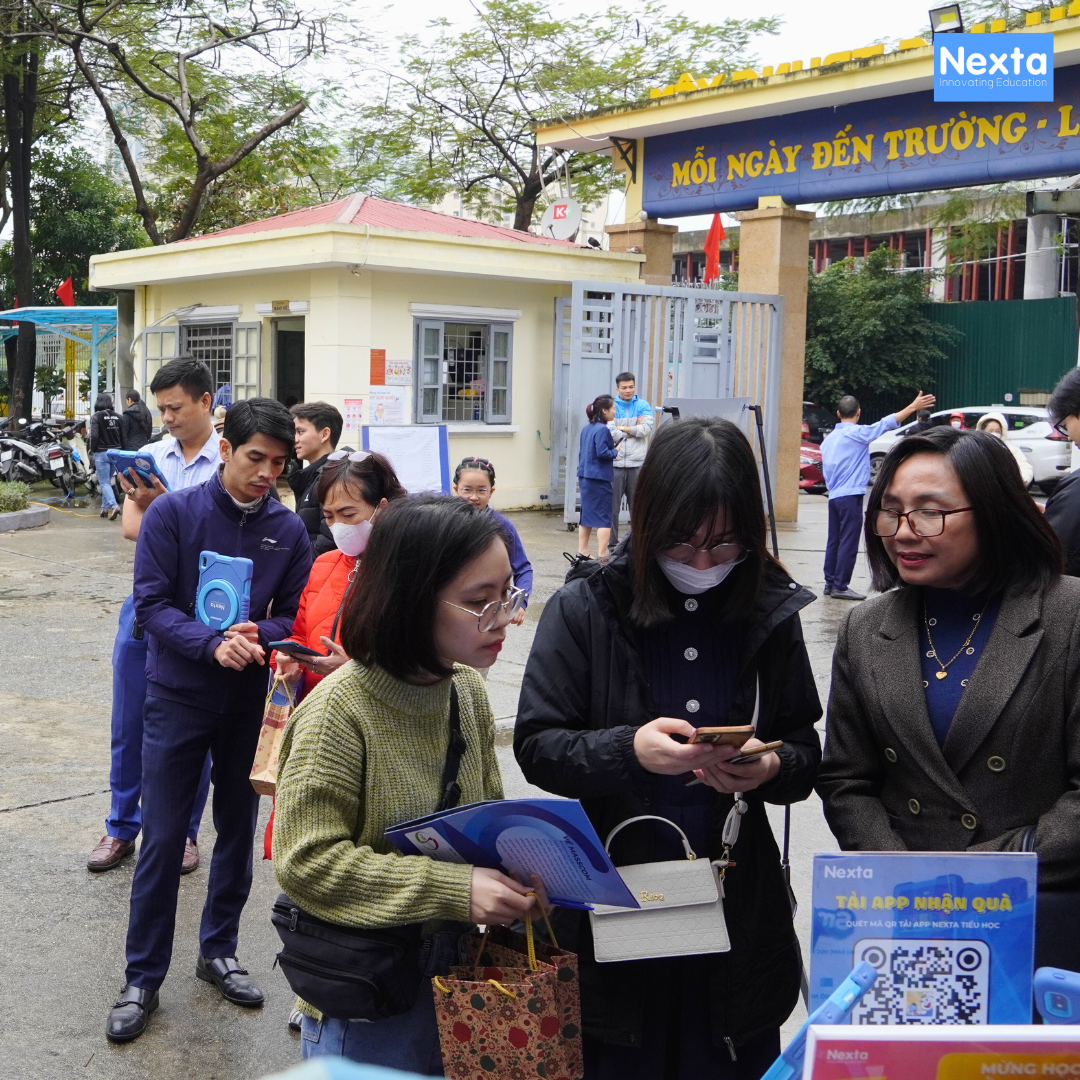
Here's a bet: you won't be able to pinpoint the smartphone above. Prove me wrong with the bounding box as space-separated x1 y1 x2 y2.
269 640 327 659
728 740 784 764
106 449 171 490
687 725 755 746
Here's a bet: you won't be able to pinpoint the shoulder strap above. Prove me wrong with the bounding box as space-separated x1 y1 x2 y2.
328 561 360 645
435 683 466 813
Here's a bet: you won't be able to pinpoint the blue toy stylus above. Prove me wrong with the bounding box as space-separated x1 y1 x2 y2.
760 961 879 1080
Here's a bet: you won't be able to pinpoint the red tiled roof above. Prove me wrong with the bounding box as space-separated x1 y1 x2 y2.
185 195 580 247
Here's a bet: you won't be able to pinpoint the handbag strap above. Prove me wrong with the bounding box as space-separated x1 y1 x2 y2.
435 684 466 813
604 815 698 860
328 560 360 645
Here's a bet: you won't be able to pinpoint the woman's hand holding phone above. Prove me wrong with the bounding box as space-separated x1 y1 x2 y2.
692 736 781 794
633 716 732 775
469 867 536 924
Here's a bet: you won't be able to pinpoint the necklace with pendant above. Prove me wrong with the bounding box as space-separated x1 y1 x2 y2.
923 598 991 680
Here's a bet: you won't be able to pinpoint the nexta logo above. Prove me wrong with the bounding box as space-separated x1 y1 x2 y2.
935 33 1053 102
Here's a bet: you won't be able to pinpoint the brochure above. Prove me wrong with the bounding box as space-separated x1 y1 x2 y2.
386 798 639 909
810 852 1037 1025
802 1025 1080 1080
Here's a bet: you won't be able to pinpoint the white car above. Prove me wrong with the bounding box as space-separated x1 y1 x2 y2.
868 406 1071 494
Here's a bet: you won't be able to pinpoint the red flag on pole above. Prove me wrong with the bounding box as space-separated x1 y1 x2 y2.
703 214 726 284
56 277 74 306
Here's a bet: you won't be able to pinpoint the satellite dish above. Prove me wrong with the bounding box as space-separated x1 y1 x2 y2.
540 198 583 240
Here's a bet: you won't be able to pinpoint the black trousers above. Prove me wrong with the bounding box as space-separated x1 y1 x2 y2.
124 693 263 991
610 467 640 545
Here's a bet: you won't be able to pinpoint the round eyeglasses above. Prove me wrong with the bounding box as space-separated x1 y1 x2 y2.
871 507 973 537
659 539 747 566
441 586 527 632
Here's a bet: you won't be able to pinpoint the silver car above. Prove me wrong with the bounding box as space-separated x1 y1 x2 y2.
868 406 1071 494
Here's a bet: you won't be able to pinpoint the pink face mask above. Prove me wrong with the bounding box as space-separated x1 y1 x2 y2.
329 507 379 557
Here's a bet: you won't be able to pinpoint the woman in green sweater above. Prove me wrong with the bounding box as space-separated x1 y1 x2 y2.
273 494 536 1073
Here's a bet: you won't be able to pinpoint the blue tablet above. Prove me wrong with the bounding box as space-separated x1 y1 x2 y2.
107 449 171 490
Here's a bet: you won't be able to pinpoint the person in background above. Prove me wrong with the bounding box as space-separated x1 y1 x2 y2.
273 495 535 1072
609 371 654 547
90 393 124 520
274 451 407 698
975 411 1033 486
1044 368 1080 576
820 390 936 601
452 456 532 624
576 394 623 562
516 417 821 1080
106 397 312 1044
817 426 1080 973
290 401 351 558
213 405 228 434
949 411 966 429
904 408 934 437
88 359 219 876
120 390 154 450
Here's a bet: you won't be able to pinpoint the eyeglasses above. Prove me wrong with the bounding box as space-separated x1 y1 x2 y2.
871 507 973 537
1054 420 1070 437
441 586 526 632
660 538 747 565
328 450 371 463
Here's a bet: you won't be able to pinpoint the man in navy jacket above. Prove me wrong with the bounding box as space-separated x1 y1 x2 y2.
107 398 312 1043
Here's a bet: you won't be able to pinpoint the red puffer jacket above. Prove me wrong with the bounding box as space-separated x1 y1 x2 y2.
281 548 356 698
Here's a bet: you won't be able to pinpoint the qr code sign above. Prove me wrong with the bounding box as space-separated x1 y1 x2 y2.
852 938 990 1025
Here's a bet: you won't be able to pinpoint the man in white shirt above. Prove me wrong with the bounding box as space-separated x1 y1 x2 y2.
88 358 221 873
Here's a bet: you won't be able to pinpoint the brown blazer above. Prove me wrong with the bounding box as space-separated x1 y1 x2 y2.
817 576 1080 889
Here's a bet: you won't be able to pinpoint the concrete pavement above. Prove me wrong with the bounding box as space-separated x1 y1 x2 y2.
0 493 851 1079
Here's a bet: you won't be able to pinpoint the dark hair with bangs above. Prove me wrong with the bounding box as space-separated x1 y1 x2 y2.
865 426 1062 595
339 494 509 682
316 451 405 508
630 418 769 626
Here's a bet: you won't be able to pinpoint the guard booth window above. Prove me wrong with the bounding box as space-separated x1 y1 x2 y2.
416 319 513 424
180 322 260 402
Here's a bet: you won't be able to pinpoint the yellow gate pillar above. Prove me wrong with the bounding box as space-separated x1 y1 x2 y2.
736 200 814 523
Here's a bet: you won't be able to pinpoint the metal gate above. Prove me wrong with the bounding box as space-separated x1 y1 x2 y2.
553 281 784 524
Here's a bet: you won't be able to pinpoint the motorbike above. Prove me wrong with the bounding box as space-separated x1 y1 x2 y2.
0 416 98 496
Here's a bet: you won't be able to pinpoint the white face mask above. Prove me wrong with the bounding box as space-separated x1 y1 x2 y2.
950 419 963 428
657 554 738 595
329 507 379 558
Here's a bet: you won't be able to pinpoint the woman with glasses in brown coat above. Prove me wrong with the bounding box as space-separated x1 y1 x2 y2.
817 425 1080 973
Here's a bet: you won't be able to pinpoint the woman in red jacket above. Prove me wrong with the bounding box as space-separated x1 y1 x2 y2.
274 450 406 696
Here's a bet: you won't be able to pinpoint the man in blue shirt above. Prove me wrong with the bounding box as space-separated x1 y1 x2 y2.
609 371 654 544
821 390 935 600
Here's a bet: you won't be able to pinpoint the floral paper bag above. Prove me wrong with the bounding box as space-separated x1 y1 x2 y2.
249 671 299 796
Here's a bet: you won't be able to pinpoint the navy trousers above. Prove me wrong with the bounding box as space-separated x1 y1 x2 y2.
107 594 210 842
824 494 864 592
125 693 264 991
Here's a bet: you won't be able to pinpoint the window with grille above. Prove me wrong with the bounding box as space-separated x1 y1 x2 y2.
415 320 513 424
176 322 260 403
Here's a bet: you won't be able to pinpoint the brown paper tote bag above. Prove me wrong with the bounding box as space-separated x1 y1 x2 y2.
249 671 299 796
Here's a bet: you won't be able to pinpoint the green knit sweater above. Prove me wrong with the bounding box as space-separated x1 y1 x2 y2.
272 659 503 937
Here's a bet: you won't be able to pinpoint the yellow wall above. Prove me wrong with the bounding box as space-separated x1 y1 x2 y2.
136 267 571 508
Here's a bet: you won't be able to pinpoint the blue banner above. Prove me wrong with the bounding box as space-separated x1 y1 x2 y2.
935 33 1053 102
810 852 1037 1026
641 63 1080 216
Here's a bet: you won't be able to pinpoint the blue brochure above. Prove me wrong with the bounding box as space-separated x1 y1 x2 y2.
810 852 1037 1025
385 798 639 910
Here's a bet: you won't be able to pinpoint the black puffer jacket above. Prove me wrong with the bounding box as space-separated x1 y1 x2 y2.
288 451 348 558
514 553 821 1052
120 401 153 450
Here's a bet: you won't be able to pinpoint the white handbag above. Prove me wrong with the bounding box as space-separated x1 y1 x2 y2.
588 815 733 963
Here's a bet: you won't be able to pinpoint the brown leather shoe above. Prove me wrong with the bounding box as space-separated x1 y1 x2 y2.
181 838 200 875
88 835 135 872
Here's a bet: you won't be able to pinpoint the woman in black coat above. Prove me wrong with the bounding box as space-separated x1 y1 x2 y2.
515 418 821 1080
817 426 1080 971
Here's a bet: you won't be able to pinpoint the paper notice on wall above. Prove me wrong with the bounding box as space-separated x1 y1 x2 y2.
363 425 450 493
343 398 364 429
385 360 412 386
370 387 408 426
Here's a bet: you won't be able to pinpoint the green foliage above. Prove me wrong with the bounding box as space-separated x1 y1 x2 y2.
353 0 778 229
78 356 108 402
34 363 65 396
0 481 31 513
0 147 146 305
804 247 957 408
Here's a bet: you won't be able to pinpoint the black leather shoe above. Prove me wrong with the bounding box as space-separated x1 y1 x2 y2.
196 955 264 1007
106 984 158 1042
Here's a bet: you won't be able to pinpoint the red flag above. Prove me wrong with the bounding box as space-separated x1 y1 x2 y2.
56 277 74 306
703 214 726 284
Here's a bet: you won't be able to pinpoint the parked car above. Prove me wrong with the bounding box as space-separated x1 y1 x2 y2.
868 405 1070 494
799 439 826 494
802 401 835 444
